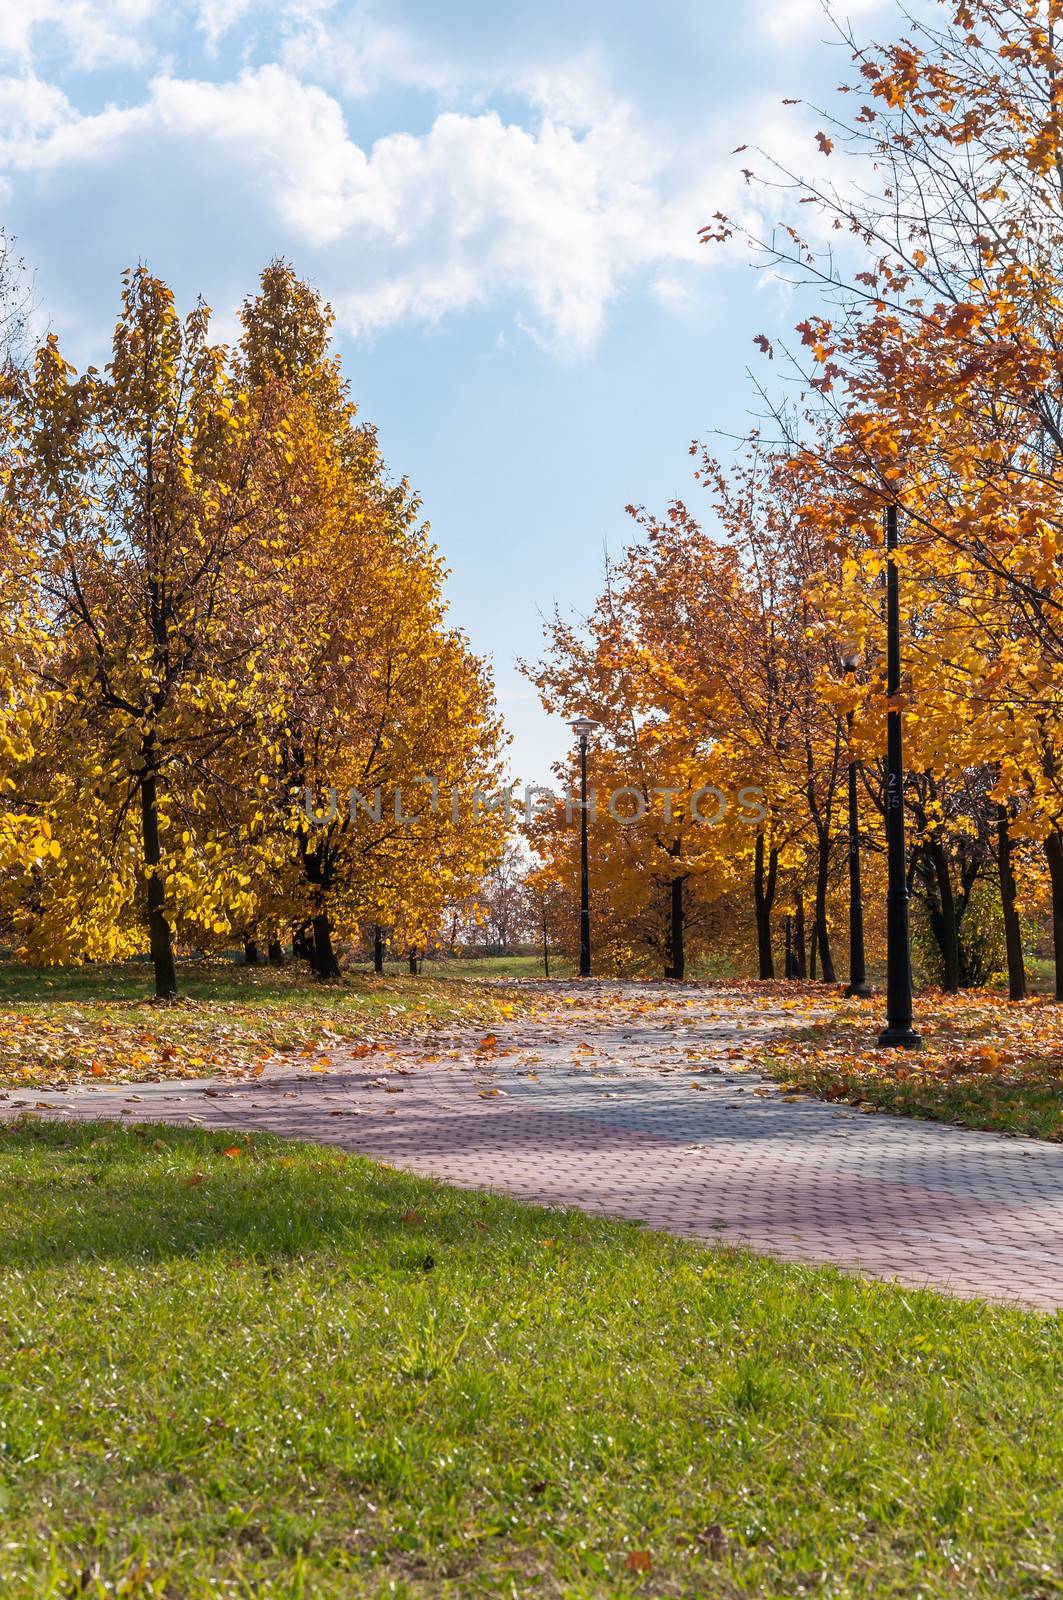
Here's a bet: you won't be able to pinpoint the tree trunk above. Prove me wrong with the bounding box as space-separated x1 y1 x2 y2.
794 893 807 979
138 755 177 999
293 923 315 964
541 902 550 978
813 828 836 982
927 837 961 993
753 831 778 980
1044 831 1063 1001
809 920 818 981
996 804 1026 1002
664 873 686 980
267 939 285 967
243 937 260 966
312 913 340 979
373 923 385 975
408 948 419 976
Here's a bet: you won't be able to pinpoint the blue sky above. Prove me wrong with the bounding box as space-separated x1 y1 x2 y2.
0 0 896 781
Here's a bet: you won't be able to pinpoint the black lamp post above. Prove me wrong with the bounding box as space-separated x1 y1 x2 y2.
839 644 872 999
570 716 599 978
877 503 921 1048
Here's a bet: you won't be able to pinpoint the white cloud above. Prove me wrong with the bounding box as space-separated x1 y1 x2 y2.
278 3 460 99
0 0 159 70
0 74 72 149
195 0 258 51
755 0 889 44
0 61 762 350
0 74 150 168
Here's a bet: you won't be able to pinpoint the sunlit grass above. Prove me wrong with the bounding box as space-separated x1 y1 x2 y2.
764 989 1063 1141
2 1118 1061 1597
0 960 528 1088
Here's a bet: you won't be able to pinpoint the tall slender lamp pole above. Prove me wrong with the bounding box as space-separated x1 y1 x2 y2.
878 504 921 1048
839 646 872 999
570 716 600 978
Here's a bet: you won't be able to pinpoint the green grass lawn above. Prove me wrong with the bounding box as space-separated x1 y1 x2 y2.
0 960 530 1088
769 1050 1063 1141
2 1120 1062 1598
346 953 568 979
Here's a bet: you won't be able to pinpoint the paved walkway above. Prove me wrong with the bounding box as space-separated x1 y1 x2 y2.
5 982 1063 1310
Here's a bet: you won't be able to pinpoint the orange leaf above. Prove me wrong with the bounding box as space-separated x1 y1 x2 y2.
624 1551 652 1573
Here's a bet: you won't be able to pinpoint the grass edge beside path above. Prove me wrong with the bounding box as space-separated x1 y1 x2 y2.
757 985 1063 1143
2 1117 1063 1599
0 960 534 1089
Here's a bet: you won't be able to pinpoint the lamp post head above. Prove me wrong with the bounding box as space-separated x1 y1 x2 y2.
570 715 600 746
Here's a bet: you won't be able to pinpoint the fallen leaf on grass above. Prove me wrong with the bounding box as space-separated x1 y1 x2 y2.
699 1524 728 1558
221 1146 242 1159
624 1551 652 1573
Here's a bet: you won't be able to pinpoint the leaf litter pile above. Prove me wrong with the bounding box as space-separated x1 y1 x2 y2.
0 962 528 1090
758 983 1063 1140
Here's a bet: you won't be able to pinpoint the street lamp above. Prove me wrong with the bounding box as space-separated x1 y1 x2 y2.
839 641 872 999
877 503 922 1048
570 716 600 978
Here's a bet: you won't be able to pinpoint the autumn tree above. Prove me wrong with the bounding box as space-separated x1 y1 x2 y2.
2 269 304 994
700 0 1063 994
234 265 508 977
526 538 767 979
0 262 508 992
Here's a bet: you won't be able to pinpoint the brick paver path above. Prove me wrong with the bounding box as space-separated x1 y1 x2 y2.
5 981 1063 1309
